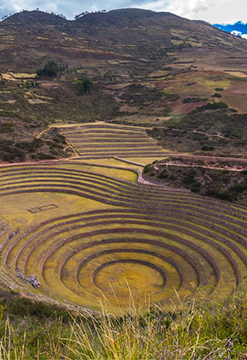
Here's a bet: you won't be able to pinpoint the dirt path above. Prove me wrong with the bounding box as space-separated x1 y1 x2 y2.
1 153 246 171
156 163 245 172
137 170 190 192
137 170 160 186
113 156 144 167
0 158 63 168
168 154 247 164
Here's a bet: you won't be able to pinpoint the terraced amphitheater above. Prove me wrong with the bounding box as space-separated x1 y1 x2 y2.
58 122 171 160
0 157 247 314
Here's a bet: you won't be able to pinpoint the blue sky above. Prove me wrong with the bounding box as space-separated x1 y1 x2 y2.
0 0 246 23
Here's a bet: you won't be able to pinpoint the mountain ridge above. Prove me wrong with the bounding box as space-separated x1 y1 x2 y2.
1 9 68 26
1 8 247 72
0 8 186 25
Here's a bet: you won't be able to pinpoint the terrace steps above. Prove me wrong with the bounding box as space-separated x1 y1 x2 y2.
60 123 167 159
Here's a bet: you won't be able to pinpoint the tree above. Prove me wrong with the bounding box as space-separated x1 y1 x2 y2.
36 61 66 78
82 77 92 93
77 77 93 94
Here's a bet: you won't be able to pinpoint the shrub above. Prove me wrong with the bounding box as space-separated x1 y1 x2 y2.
206 189 234 201
143 164 152 174
194 102 228 112
229 183 247 193
191 182 201 192
35 152 56 160
212 93 222 98
157 170 168 179
201 145 215 151
163 107 172 116
16 138 43 152
0 123 14 133
183 97 207 103
2 148 25 162
182 169 197 185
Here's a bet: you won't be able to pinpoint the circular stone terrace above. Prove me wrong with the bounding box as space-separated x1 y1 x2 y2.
0 123 246 313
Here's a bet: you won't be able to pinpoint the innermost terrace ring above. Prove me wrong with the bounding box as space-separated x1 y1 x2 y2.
92 259 167 298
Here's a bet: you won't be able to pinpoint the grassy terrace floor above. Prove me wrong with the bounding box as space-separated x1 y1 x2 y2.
0 157 247 314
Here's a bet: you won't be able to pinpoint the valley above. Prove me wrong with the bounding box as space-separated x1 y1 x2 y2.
0 8 247 316
1 7 247 358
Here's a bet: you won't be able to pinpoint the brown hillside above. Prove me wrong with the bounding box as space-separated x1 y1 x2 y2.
1 9 247 162
1 8 247 70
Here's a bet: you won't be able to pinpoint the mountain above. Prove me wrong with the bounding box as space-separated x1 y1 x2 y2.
1 9 247 70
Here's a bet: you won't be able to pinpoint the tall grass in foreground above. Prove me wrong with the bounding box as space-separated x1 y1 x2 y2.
0 286 247 359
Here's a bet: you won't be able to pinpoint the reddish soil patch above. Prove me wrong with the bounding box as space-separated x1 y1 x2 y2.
228 82 247 95
222 92 247 113
155 80 178 89
105 83 131 90
40 81 61 89
167 100 207 114
119 105 139 113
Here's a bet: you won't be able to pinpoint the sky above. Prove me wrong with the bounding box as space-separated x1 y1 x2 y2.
0 0 246 24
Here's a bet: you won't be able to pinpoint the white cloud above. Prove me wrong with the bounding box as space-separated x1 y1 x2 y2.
136 0 218 17
137 0 170 12
0 0 135 19
0 0 246 23
193 0 247 23
134 0 247 24
166 0 226 19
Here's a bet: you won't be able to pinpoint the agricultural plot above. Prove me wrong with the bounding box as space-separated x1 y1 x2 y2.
59 122 170 159
0 160 247 313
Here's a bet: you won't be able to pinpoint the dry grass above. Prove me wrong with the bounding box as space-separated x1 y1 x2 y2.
1 286 247 359
225 71 247 78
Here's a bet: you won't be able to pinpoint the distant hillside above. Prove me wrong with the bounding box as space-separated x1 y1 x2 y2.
148 103 247 155
143 156 247 205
